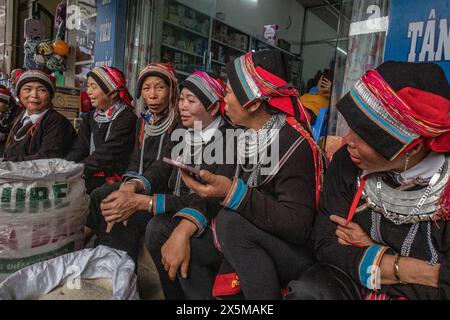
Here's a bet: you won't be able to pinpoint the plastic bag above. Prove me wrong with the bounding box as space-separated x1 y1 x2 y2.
0 159 89 281
0 246 139 300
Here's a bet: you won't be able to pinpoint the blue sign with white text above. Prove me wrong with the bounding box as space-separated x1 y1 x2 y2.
384 0 450 80
94 0 127 69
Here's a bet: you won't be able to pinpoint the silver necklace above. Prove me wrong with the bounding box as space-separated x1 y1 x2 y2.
144 108 175 137
238 114 286 186
375 165 444 225
13 120 33 142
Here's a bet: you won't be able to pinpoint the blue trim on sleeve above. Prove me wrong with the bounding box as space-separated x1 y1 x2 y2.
138 176 152 195
154 194 165 215
359 245 385 290
122 172 152 195
178 208 207 231
226 179 248 210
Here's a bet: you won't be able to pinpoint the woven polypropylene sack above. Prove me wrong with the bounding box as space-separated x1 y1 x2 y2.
0 246 139 300
0 159 89 281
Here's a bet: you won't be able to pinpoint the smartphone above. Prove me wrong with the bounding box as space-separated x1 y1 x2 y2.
322 69 334 83
162 157 201 175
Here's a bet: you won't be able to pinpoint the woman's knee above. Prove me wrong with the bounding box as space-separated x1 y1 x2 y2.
215 209 252 249
89 183 119 209
87 187 110 230
144 215 173 252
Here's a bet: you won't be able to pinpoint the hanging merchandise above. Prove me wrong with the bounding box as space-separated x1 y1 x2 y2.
23 18 46 70
24 18 45 41
23 17 70 73
53 40 70 57
34 40 54 65
54 1 67 41
46 54 66 73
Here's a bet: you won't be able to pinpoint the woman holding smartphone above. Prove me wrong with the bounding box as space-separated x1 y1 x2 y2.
174 49 325 300
98 71 232 280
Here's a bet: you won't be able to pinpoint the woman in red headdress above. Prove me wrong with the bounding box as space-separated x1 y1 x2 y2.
289 61 450 300
3 69 75 161
66 66 137 194
158 50 325 300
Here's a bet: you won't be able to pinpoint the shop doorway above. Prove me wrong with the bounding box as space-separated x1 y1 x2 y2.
298 1 353 97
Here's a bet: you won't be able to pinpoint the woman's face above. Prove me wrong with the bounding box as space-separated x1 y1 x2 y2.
141 76 170 115
19 82 51 114
87 77 113 110
344 128 401 172
224 82 251 127
178 88 214 129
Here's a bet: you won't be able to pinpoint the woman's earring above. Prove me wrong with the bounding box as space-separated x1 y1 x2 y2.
404 152 410 171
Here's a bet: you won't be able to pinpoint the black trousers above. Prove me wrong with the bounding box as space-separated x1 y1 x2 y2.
285 264 363 300
88 182 152 265
215 210 316 300
83 167 107 195
145 214 222 300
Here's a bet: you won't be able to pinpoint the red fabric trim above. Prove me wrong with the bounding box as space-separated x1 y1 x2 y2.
100 66 134 109
286 117 324 208
106 173 122 184
93 172 122 184
346 176 367 225
19 69 56 87
212 273 241 297
398 87 450 153
27 122 41 153
80 92 91 113
254 65 297 117
397 87 450 128
0 87 10 96
267 96 295 117
255 66 287 87
103 66 123 88
210 217 222 251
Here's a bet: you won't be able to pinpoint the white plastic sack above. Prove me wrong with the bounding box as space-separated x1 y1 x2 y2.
0 159 89 281
0 246 139 300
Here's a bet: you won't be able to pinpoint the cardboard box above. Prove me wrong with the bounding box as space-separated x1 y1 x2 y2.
52 87 80 119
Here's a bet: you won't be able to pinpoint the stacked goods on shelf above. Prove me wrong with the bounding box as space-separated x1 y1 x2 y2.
211 20 249 81
156 1 302 85
161 1 210 77
165 1 210 36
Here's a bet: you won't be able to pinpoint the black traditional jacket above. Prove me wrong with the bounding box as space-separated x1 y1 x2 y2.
314 147 450 300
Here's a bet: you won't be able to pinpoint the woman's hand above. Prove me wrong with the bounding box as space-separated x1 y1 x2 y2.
318 76 332 95
180 169 233 199
118 182 137 193
161 219 197 281
330 215 376 247
100 191 150 232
